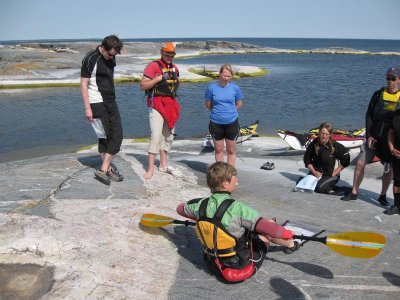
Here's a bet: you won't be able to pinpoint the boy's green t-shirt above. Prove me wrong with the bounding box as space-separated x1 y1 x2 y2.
185 192 261 238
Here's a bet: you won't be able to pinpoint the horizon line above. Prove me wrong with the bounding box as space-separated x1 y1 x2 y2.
1 36 400 43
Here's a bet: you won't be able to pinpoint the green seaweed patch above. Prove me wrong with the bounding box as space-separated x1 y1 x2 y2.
236 68 268 77
188 67 267 79
75 144 97 152
0 82 80 89
133 137 150 143
188 68 220 79
115 77 141 83
180 76 213 83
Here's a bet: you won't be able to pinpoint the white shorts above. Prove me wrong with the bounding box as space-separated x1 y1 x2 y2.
148 109 175 154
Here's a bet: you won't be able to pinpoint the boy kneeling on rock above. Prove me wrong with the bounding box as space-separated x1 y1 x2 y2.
176 161 298 283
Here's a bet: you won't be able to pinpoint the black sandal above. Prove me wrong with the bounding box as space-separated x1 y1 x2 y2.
284 241 300 254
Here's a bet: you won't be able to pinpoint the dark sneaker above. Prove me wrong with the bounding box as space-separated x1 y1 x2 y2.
94 170 111 185
341 193 357 201
333 186 352 196
284 241 300 254
383 205 399 215
260 162 275 170
378 194 388 206
108 167 124 182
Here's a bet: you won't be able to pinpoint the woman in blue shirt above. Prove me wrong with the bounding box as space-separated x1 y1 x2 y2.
205 64 244 165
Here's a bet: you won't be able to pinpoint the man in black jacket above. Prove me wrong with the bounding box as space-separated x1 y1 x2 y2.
80 35 124 185
341 67 400 204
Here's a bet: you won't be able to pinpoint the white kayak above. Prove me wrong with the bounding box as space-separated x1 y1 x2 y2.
277 129 365 151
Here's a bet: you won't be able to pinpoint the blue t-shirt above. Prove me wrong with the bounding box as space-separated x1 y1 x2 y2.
205 82 244 124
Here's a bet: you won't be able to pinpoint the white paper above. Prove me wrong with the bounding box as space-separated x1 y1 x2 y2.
283 220 321 245
295 174 319 192
91 118 106 139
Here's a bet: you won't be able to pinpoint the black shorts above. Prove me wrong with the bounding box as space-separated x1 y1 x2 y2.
315 175 339 193
91 101 123 155
209 119 240 141
392 159 400 187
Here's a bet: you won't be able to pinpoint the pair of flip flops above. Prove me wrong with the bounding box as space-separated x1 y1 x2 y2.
261 162 275 170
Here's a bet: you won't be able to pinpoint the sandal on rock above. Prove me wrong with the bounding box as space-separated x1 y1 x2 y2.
261 162 275 170
159 166 184 178
284 241 300 254
260 162 269 169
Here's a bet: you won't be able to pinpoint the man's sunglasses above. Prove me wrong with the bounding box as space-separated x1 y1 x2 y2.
107 51 116 57
386 76 398 82
163 52 175 58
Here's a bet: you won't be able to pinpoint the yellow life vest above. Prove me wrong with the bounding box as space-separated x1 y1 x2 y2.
195 198 239 258
382 89 400 112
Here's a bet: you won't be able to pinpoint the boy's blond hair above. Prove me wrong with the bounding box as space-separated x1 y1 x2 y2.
207 161 237 191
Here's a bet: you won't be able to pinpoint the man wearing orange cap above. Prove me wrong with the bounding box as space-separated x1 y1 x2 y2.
140 42 180 179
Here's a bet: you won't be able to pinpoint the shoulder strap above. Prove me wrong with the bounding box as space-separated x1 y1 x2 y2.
187 197 203 205
198 198 235 221
213 199 235 221
198 198 209 219
155 59 164 70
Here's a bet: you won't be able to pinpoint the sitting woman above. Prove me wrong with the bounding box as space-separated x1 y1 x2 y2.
303 122 350 194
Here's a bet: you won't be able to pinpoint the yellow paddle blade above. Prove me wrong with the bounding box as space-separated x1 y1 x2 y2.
140 214 175 227
326 232 385 258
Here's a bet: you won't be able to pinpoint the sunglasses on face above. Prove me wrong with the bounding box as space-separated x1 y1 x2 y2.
163 52 175 58
107 51 116 57
386 76 398 82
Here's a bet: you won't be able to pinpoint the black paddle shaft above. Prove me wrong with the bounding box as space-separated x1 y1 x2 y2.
172 220 329 243
173 220 196 226
293 234 327 244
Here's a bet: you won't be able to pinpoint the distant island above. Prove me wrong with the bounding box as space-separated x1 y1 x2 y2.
1 40 399 89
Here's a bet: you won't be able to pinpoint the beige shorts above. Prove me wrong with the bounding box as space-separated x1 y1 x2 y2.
148 109 175 154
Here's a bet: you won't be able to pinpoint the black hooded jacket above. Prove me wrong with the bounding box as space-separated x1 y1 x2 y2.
304 139 350 176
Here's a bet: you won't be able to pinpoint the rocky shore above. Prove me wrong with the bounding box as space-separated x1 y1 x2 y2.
1 40 399 89
1 137 400 299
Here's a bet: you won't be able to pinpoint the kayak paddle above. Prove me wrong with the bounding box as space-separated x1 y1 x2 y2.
140 213 385 258
140 213 195 227
293 231 385 259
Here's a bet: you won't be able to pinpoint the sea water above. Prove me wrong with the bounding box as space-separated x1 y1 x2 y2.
0 38 399 162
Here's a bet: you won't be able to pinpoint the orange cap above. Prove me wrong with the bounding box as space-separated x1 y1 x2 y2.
161 42 176 54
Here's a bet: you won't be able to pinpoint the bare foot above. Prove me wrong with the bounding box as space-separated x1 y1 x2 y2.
143 167 154 180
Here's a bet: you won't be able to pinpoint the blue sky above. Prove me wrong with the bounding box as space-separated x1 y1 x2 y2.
0 0 399 41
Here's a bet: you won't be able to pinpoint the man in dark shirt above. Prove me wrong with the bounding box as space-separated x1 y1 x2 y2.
383 68 400 215
80 35 124 185
341 67 400 204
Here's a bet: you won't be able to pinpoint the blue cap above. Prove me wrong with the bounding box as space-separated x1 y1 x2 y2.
387 67 400 77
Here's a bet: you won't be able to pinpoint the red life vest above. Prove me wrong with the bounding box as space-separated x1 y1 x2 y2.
146 60 179 98
146 60 180 129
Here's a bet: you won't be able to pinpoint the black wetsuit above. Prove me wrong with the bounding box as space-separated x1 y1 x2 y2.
366 88 395 163
390 112 400 186
304 139 350 193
